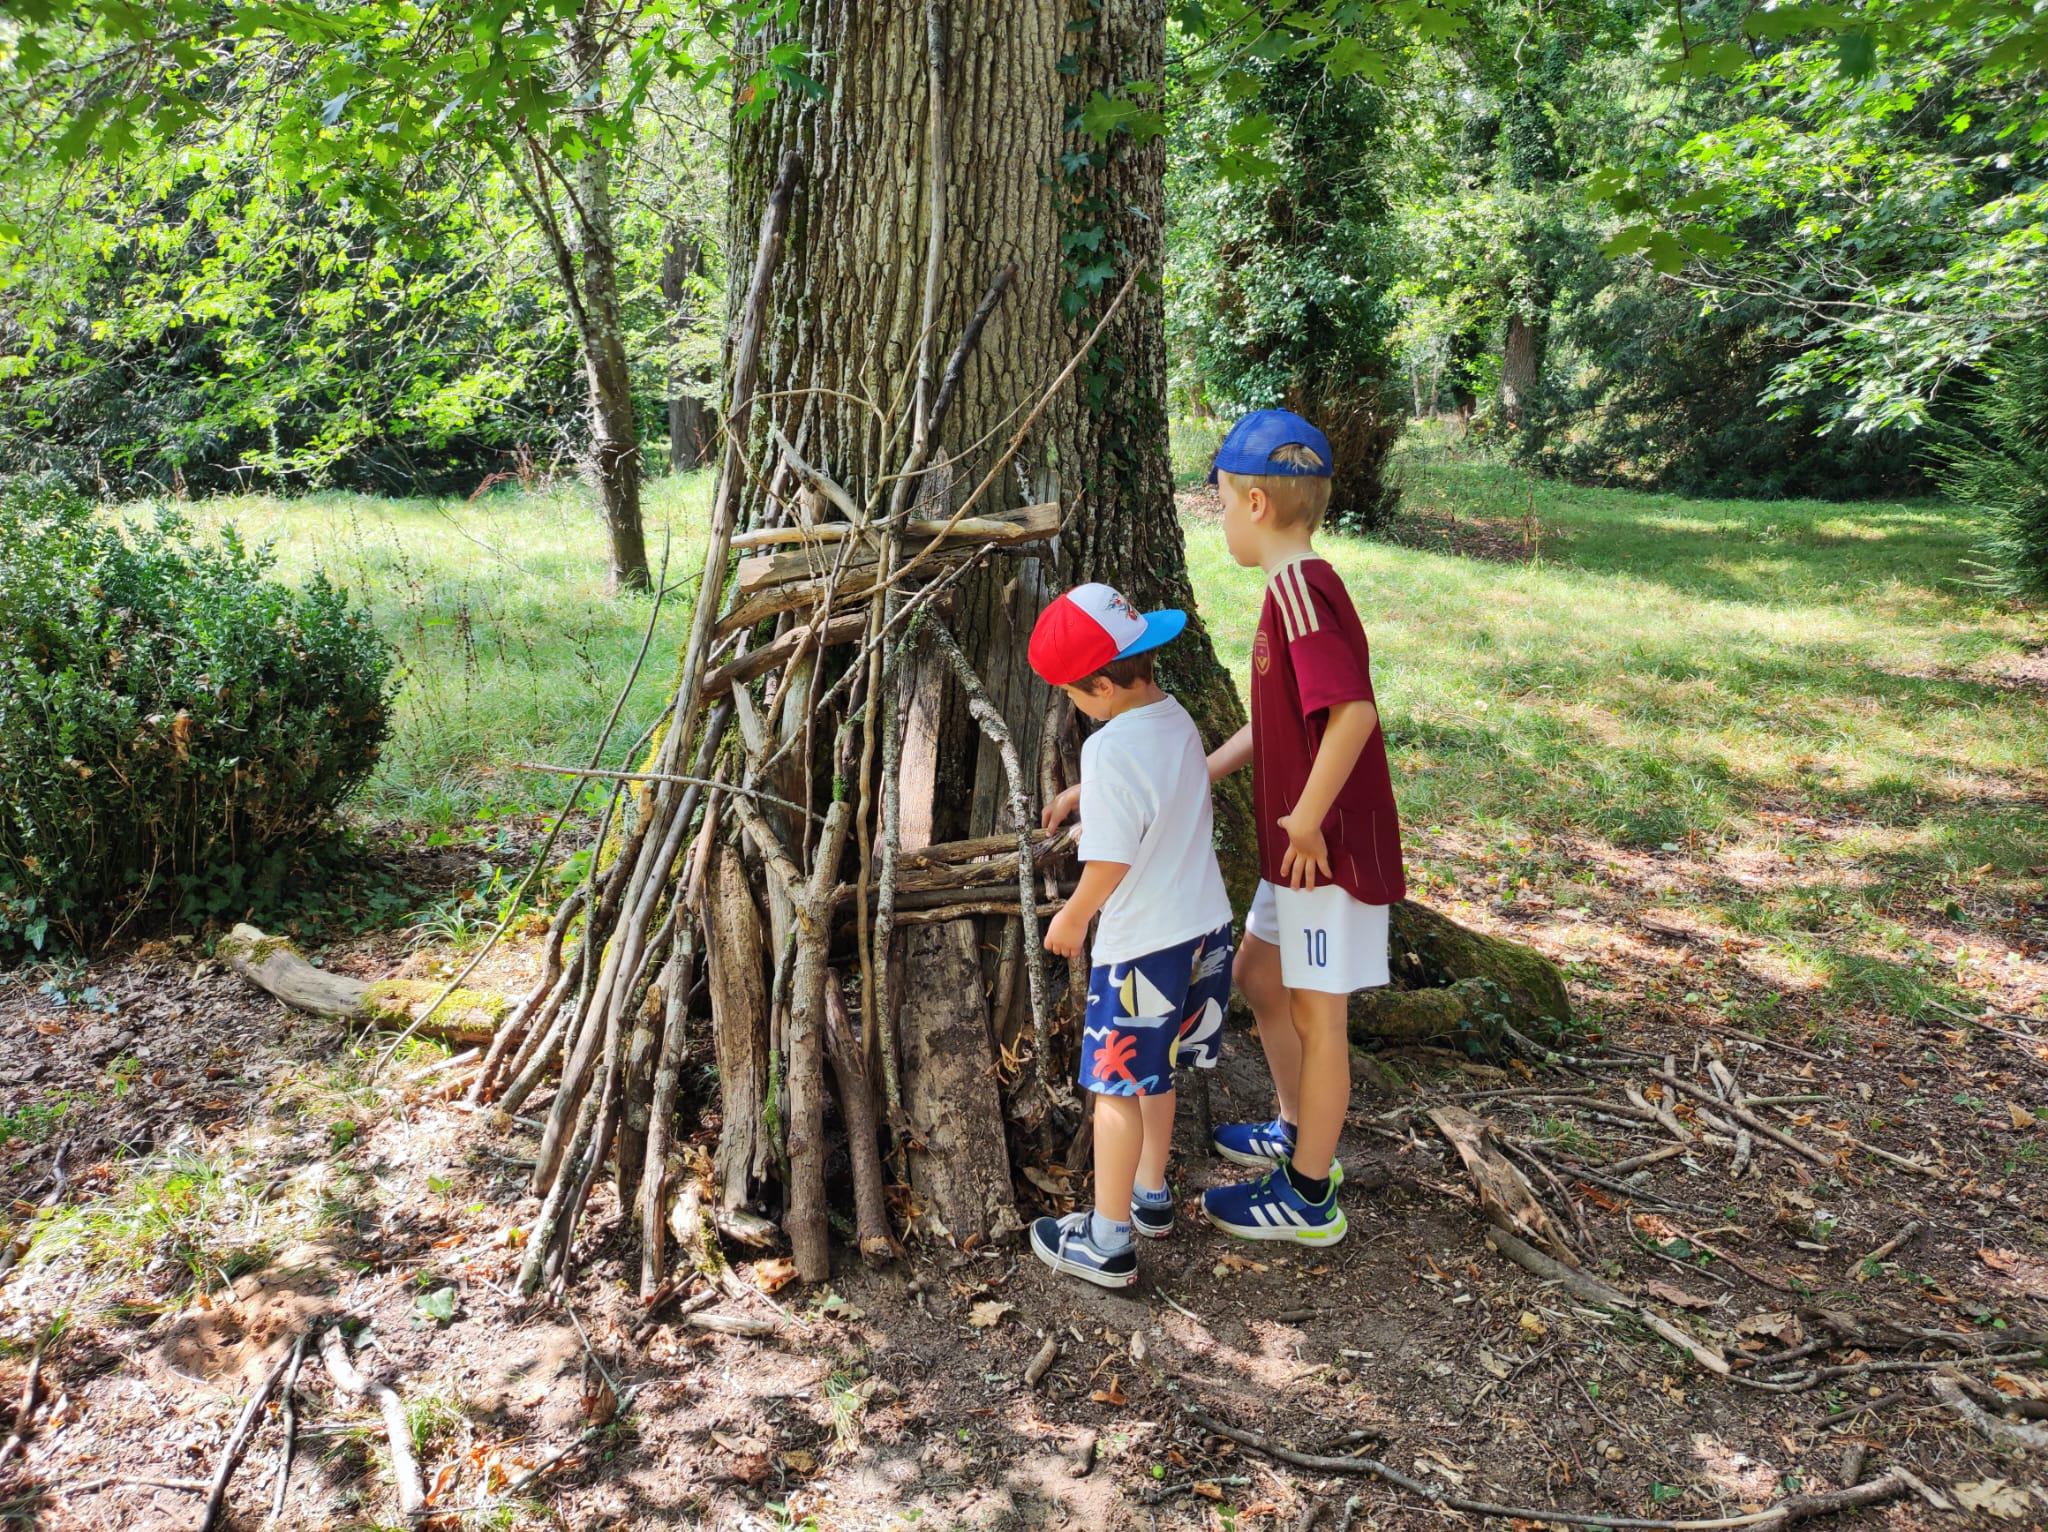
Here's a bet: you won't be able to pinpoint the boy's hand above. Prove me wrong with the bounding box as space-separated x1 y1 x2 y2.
1276 810 1332 890
1043 903 1089 958
1041 784 1082 832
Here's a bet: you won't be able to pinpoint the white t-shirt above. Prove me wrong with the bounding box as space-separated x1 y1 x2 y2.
1076 696 1234 965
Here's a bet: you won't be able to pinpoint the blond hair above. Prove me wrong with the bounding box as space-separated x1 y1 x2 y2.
1218 442 1332 530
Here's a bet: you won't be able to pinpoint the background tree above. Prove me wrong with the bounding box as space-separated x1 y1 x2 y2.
0 0 769 588
1167 39 1406 530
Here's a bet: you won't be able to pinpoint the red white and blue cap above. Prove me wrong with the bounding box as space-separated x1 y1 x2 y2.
1207 408 1334 484
1028 582 1187 688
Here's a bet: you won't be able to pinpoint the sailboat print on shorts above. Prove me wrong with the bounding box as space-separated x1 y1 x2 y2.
1168 938 1229 1068
1083 962 1178 1096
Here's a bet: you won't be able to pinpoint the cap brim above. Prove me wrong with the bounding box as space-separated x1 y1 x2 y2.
1115 608 1187 661
1206 463 1219 485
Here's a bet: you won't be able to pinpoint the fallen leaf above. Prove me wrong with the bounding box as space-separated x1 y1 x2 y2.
778 1449 817 1474
1477 1348 1513 1380
1192 1482 1223 1500
968 1300 1014 1329
752 1257 797 1293
1979 1247 2048 1297
2009 1104 2037 1131
1518 1311 1547 1340
1089 1378 1128 1407
1643 1281 1716 1311
1952 1479 2033 1519
711 1430 768 1455
1734 1311 1800 1346
1022 1165 1070 1195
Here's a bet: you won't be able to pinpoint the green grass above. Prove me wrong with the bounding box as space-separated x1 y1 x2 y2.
1185 438 2046 1021
159 471 713 826
126 437 2045 1022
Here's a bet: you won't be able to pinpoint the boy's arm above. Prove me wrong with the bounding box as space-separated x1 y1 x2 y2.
1044 860 1129 957
1277 699 1379 889
1207 723 1252 782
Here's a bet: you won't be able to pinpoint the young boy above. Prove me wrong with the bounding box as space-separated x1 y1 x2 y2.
1026 583 1235 1288
1201 409 1406 1247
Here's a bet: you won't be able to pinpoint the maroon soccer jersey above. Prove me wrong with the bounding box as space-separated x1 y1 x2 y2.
1250 556 1407 906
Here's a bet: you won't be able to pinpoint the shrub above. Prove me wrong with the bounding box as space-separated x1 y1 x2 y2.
0 476 396 955
1939 334 2048 600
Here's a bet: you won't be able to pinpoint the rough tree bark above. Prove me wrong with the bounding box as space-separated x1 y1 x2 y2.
723 0 1253 1245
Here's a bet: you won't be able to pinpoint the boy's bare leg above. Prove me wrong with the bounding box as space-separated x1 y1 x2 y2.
1137 1089 1176 1190
1289 988 1349 1181
1234 935 1301 1123
1094 1094 1143 1225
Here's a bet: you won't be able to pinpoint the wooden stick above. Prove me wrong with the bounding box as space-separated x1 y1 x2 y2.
823 971 897 1261
669 147 799 766
0 1140 71 1291
885 267 1138 593
263 1329 311 1527
1484 1226 1729 1375
703 612 867 696
923 622 1065 1109
1851 1221 1920 1278
1651 1071 1831 1167
318 1327 424 1519
1928 1372 2048 1449
784 798 857 1279
366 524 677 1083
0 1339 44 1469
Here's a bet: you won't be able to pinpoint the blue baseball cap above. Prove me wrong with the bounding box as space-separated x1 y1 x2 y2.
1207 408 1334 484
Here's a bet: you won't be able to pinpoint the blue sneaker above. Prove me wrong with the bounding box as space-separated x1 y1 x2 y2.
1203 1170 1348 1246
1211 1117 1344 1186
1030 1212 1139 1288
1131 1185 1174 1240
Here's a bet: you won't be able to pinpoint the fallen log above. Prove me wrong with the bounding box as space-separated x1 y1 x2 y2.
219 925 506 1043
1347 904 1573 1054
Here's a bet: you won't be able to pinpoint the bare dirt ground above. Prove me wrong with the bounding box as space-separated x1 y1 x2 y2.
4 830 2047 1529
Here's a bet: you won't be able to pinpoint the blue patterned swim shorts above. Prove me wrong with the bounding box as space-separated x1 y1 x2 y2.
1079 921 1234 1098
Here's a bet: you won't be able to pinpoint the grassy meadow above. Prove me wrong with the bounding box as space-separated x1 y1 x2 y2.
152 435 2046 1031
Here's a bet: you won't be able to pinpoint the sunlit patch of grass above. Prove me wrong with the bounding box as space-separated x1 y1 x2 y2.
26 1146 283 1303
110 470 713 827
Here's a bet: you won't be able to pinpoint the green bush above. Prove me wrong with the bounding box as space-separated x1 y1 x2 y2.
1940 334 2048 600
0 476 396 955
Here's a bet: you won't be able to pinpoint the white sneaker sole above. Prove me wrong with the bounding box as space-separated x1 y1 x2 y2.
1212 1143 1347 1188
1030 1230 1139 1288
1203 1205 1349 1246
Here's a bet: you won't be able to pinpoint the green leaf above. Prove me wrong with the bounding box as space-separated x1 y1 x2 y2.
1226 112 1275 147
1646 231 1690 273
1325 36 1383 81
1835 29 1877 77
1600 224 1653 258
416 1286 457 1324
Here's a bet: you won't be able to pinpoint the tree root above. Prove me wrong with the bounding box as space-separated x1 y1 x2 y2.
1180 1398 1910 1529
318 1325 424 1519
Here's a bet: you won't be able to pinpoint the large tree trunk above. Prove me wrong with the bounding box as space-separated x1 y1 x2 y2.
446 0 1576 1296
724 0 1252 1245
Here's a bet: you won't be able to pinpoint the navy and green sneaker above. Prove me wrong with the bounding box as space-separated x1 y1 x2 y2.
1210 1117 1344 1186
1202 1169 1348 1246
1130 1184 1175 1240
1030 1212 1139 1288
